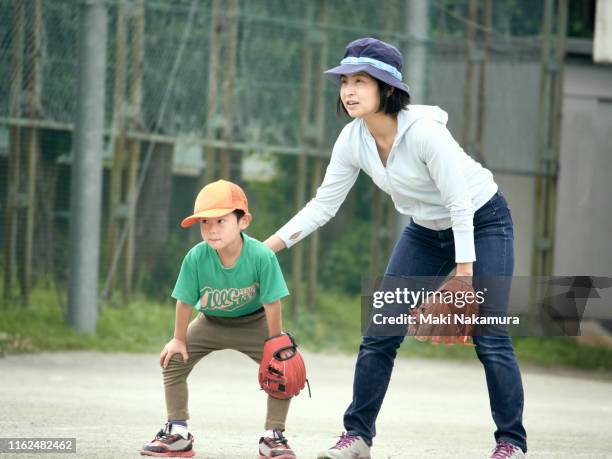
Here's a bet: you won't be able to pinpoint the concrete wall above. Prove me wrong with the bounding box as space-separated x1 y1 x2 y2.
554 62 612 277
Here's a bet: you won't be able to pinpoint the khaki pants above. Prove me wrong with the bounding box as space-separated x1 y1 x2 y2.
162 310 290 430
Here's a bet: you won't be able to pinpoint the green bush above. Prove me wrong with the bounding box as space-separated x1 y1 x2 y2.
319 221 371 294
2 283 612 375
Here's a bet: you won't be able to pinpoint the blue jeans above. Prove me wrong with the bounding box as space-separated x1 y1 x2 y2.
343 190 527 452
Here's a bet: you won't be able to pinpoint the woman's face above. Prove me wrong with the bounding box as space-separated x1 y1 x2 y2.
340 72 380 118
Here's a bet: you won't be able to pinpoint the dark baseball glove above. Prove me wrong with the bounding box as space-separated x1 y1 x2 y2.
408 277 479 345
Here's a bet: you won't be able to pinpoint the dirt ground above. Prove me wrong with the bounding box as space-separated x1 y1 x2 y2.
1 350 611 458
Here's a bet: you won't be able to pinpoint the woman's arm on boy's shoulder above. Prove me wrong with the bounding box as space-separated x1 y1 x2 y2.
269 130 360 250
160 300 193 368
263 235 287 254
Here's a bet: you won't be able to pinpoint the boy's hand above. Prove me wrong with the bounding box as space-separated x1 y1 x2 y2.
160 338 189 369
264 333 295 360
278 347 294 359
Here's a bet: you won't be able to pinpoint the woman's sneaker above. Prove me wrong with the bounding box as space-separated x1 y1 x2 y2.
317 432 371 459
488 441 526 459
140 422 196 457
258 429 295 458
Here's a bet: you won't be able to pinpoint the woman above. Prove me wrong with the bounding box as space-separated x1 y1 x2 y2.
264 37 527 459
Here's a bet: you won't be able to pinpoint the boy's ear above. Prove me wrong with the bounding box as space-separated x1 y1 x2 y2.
239 212 252 230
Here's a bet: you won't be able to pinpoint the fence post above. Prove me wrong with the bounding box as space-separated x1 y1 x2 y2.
67 0 108 332
220 0 238 180
4 0 24 303
124 0 145 300
203 0 222 186
107 0 127 296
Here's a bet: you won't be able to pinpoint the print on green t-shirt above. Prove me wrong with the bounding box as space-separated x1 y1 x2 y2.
171 233 289 317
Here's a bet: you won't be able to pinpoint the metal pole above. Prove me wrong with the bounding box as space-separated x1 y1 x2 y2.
106 0 127 295
381 1 401 258
372 1 400 278
306 0 328 310
546 0 568 276
530 0 554 319
292 2 314 316
530 0 567 315
22 0 42 304
474 0 491 166
220 0 238 179
203 0 222 186
397 0 429 235
67 0 108 332
462 0 477 148
4 0 24 303
404 0 430 104
124 0 145 300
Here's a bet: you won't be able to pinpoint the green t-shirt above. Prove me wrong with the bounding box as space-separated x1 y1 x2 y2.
171 233 289 317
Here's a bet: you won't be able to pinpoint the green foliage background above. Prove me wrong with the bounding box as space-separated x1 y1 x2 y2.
2 281 612 376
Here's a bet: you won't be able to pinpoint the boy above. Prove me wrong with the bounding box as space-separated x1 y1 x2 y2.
140 180 296 458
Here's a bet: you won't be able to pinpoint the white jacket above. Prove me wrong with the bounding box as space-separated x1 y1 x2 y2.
276 105 498 263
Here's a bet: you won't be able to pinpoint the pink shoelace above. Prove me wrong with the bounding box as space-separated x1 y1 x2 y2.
490 441 520 459
333 432 359 450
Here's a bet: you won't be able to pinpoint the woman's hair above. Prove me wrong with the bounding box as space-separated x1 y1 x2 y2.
336 77 410 117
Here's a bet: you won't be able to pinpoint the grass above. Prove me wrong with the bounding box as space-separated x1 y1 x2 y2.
2 285 612 374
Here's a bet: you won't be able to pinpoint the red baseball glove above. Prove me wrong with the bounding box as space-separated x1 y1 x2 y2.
258 333 309 399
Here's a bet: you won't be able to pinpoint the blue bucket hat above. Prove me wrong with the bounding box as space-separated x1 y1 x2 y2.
324 37 410 96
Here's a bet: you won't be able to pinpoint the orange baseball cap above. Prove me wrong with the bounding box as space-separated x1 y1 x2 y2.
180 180 249 228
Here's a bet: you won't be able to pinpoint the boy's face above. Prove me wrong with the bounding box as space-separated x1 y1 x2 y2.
199 211 250 250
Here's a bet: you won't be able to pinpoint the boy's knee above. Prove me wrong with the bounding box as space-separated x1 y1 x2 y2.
162 353 190 377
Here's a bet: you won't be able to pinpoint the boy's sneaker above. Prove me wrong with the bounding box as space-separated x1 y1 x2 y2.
488 441 526 459
140 422 195 457
317 432 371 459
258 429 295 458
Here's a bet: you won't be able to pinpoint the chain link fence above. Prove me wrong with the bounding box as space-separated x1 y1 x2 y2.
0 0 566 308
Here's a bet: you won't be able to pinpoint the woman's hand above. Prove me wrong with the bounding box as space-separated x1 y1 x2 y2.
263 234 287 253
455 262 473 284
160 338 189 369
